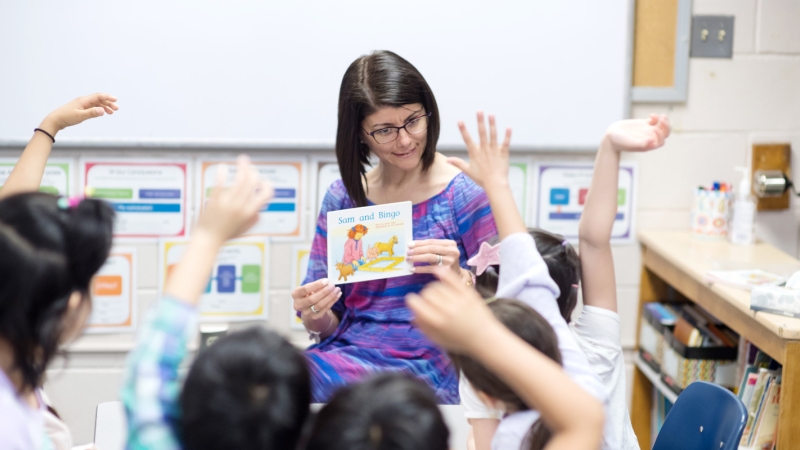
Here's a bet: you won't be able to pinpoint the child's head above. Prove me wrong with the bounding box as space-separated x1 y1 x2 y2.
475 228 581 322
180 326 311 450
450 298 562 450
306 372 449 450
0 193 114 390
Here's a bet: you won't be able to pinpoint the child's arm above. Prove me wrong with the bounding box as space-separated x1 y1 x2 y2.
452 113 606 404
121 156 273 450
407 269 605 450
0 94 118 199
578 115 669 312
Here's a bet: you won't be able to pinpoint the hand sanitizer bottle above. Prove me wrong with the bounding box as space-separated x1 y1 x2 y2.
730 166 756 245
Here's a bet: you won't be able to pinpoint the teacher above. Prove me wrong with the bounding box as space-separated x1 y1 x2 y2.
292 50 497 403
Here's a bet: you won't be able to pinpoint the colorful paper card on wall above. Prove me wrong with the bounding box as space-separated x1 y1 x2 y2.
290 244 311 330
85 247 136 333
315 160 341 216
80 158 191 239
0 157 75 196
197 159 305 239
327 201 413 284
509 161 529 224
533 163 636 243
160 238 269 322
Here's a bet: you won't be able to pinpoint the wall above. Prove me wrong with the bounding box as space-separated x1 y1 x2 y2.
27 0 800 445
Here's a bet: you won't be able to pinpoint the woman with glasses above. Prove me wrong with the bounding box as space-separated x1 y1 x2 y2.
292 50 497 403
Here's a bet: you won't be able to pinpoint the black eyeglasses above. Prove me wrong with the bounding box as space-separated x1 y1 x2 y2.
364 111 432 144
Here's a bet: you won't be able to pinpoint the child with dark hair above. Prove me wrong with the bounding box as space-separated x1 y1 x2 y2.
305 372 449 450
407 269 605 450
0 193 115 449
462 114 670 450
121 156 311 450
443 112 606 450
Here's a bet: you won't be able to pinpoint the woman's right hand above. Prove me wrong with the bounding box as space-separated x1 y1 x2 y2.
292 278 342 321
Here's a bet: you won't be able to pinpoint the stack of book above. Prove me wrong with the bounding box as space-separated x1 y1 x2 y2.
738 343 782 449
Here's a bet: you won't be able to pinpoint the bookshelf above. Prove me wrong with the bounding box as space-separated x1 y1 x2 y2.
632 231 800 450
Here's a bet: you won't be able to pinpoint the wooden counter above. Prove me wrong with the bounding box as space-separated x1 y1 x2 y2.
632 231 800 449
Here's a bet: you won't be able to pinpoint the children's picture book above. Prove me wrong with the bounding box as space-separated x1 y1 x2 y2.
327 201 413 284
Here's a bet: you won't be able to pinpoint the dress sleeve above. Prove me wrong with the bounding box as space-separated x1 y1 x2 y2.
121 297 198 450
303 180 350 317
452 175 498 263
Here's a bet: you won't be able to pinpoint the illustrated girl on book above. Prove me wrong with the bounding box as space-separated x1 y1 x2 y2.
343 224 368 270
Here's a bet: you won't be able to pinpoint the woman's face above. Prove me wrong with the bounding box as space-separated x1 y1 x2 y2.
361 103 427 171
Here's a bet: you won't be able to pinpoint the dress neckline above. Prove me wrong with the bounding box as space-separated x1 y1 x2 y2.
366 172 464 208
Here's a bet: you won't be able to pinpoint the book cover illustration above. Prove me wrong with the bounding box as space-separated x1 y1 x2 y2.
326 201 413 284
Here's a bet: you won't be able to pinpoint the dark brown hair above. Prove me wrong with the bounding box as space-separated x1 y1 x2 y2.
450 299 562 450
335 50 440 207
475 228 581 322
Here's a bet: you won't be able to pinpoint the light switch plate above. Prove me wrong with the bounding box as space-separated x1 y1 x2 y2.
690 15 734 58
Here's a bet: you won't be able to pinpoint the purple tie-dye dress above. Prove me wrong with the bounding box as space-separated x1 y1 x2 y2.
303 173 497 403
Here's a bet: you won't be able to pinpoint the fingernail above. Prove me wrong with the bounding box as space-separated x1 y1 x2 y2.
337 291 342 298
328 284 336 291
335 287 341 293
407 249 414 255
321 278 329 286
407 241 416 248
409 267 416 273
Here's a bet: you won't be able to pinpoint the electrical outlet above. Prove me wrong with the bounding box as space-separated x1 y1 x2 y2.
690 15 734 58
752 144 791 211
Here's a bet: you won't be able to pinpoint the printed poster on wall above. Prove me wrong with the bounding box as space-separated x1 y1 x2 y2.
79 158 191 239
160 238 270 322
508 161 529 225
0 157 75 196
85 247 136 334
533 162 637 243
290 244 311 330
197 159 305 240
313 159 341 216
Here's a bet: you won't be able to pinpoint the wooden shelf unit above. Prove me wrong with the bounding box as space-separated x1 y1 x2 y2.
632 231 800 450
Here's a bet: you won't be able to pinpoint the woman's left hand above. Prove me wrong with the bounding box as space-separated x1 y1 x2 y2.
406 239 463 276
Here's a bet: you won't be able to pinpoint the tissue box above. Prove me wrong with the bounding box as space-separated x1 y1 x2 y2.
751 285 800 318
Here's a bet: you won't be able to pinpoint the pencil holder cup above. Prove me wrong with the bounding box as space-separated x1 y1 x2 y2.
691 188 732 240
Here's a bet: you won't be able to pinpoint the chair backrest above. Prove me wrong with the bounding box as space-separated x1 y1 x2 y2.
652 381 747 450
94 401 127 450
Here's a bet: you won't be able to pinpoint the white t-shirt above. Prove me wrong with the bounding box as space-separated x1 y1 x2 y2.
0 369 53 450
491 410 539 450
571 305 639 450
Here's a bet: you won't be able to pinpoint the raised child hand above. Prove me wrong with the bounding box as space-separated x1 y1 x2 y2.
39 93 119 136
195 155 274 243
448 111 512 189
406 267 497 354
604 114 671 153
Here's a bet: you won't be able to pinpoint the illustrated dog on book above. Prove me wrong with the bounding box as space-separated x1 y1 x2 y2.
336 262 355 282
374 235 399 257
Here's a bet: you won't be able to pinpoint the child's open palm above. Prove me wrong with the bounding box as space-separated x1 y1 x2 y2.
605 114 671 153
196 155 274 242
448 112 512 189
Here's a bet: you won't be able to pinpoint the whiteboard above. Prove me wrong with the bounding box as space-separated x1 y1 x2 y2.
0 1 631 150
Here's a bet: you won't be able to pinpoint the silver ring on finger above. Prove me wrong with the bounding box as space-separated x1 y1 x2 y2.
310 304 319 314
437 254 443 266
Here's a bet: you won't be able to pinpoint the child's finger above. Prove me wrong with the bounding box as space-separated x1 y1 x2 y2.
488 114 498 148
211 163 228 200
476 111 488 146
457 121 476 149
502 128 512 151
447 156 470 173
433 266 466 291
248 180 274 213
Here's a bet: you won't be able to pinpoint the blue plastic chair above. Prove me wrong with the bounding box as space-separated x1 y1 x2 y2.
652 381 747 450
